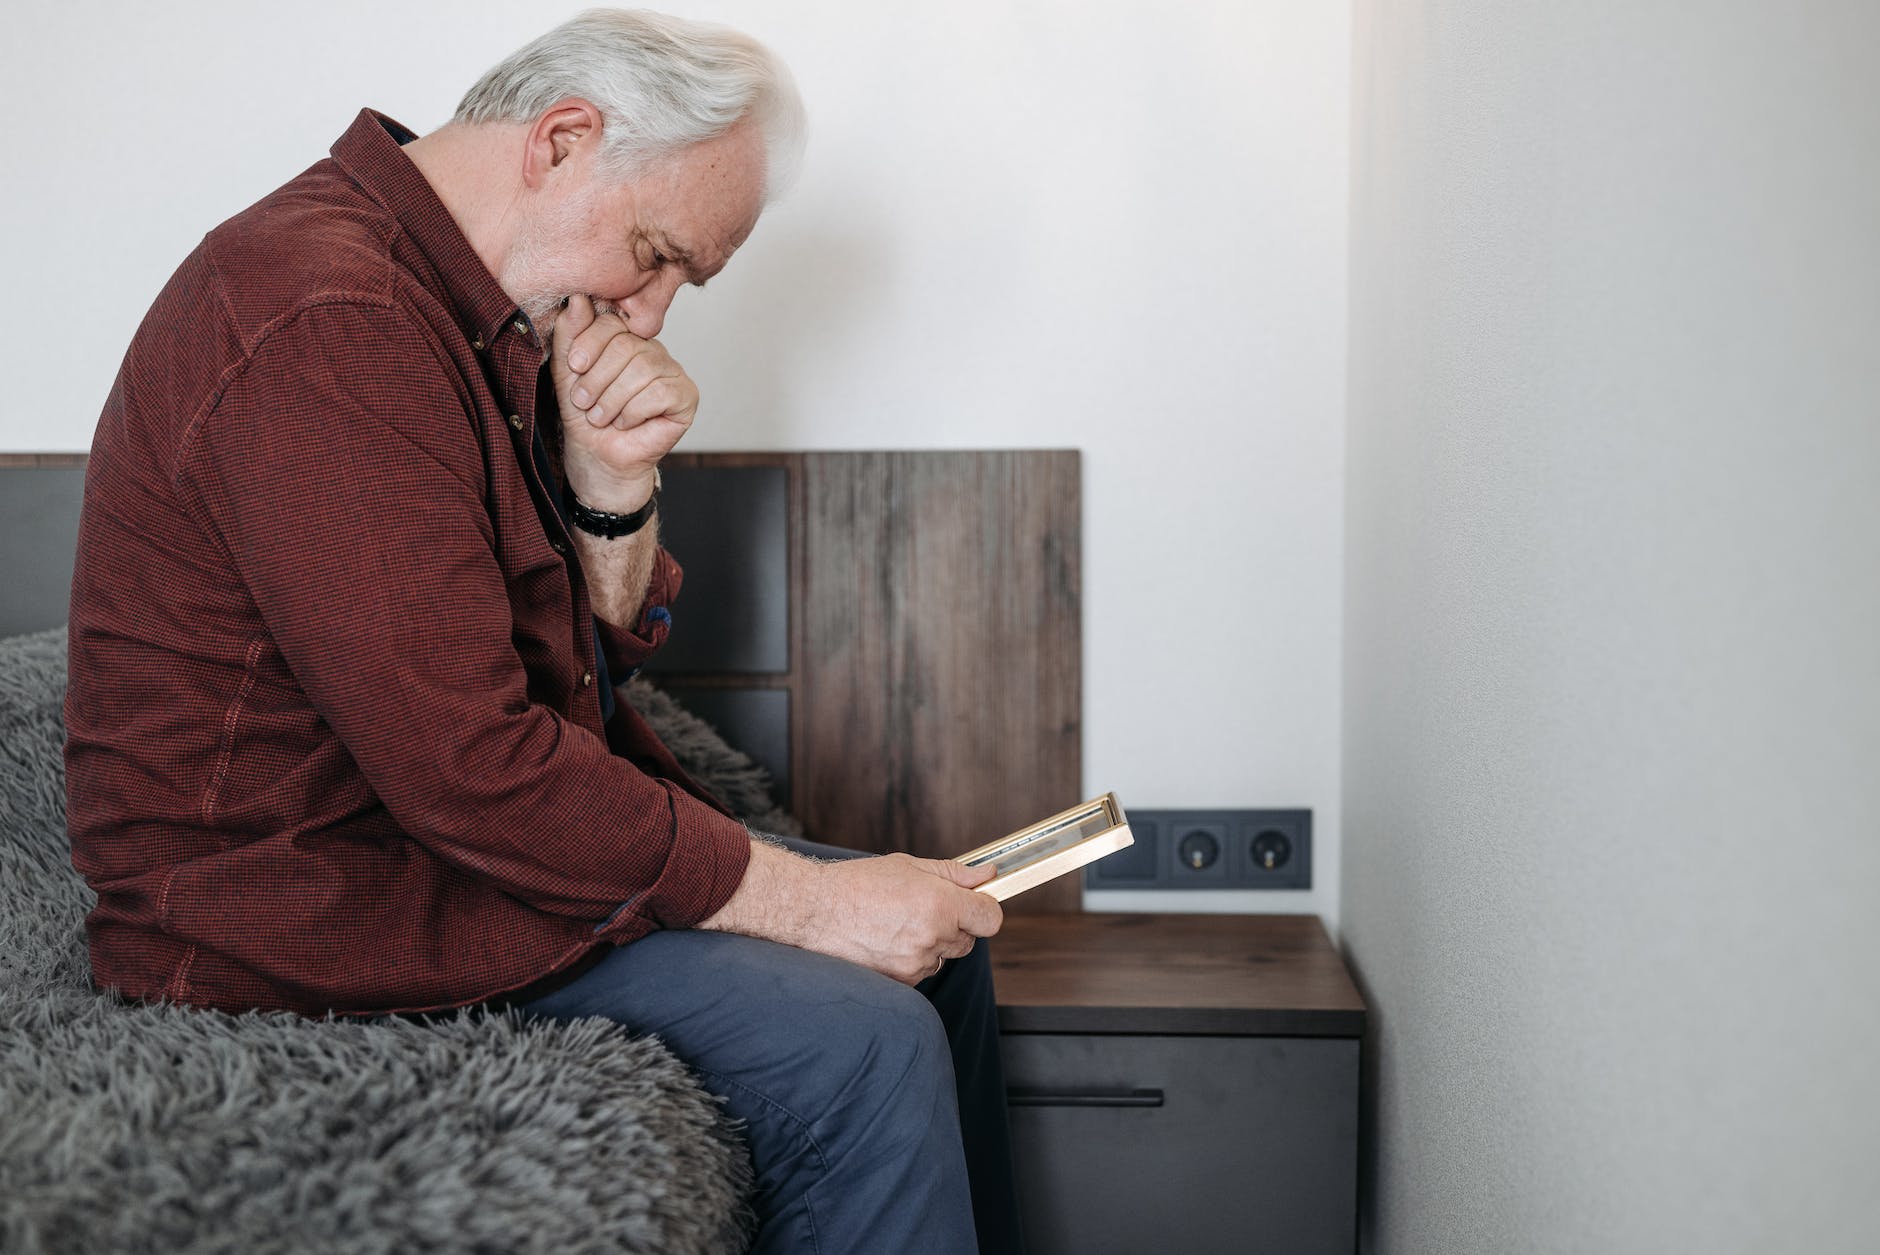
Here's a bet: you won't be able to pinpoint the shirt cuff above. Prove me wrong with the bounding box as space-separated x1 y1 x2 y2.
595 545 684 679
594 785 753 938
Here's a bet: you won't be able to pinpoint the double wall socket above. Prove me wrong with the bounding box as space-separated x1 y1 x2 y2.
1085 808 1312 891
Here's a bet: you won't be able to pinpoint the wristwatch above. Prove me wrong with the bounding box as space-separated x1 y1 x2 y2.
564 469 660 539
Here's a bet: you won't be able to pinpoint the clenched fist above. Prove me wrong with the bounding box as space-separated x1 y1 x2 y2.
548 293 698 513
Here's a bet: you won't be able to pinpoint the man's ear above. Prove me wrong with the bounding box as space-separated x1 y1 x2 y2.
521 99 603 190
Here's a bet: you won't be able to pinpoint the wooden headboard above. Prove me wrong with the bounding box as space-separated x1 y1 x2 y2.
3 448 1084 913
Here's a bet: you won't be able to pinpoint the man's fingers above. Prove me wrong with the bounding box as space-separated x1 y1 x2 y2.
615 377 696 430
566 305 639 376
592 356 685 426
921 859 1003 933
568 334 641 411
930 857 996 888
958 888 1004 938
555 294 597 364
894 924 986 985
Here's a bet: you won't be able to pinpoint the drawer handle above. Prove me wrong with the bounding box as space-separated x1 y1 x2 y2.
1006 1087 1165 1109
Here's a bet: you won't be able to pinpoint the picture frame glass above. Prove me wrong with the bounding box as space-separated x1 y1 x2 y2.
961 796 1124 876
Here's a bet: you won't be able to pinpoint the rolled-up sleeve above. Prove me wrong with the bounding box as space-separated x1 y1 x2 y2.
595 545 684 680
175 301 749 932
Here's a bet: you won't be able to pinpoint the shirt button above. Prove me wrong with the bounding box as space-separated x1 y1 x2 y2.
513 318 530 336
581 671 595 687
471 333 486 351
550 538 568 555
508 414 523 431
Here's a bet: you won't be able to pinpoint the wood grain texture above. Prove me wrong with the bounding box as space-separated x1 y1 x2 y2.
990 913 1367 1037
797 451 1083 913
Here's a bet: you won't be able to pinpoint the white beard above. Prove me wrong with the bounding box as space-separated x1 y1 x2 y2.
500 192 597 334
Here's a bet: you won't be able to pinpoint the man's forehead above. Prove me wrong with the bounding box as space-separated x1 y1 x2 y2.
620 121 765 281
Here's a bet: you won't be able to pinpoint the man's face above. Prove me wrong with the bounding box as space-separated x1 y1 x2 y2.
504 117 767 338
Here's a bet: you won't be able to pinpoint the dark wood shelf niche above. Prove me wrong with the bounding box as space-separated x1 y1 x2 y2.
656 450 1083 913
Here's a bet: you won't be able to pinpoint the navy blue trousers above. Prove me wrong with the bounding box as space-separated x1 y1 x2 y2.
519 835 1025 1255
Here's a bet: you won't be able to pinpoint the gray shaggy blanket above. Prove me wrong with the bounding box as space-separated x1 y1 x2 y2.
0 626 793 1254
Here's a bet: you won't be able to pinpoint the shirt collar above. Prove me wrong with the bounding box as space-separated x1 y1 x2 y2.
328 108 529 351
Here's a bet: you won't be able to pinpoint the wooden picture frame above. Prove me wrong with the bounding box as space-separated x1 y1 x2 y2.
958 793 1131 903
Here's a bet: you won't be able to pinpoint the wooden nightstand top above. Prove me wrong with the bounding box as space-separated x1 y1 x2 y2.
989 912 1366 1038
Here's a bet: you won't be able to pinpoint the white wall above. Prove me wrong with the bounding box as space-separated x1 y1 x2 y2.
1343 3 1880 1252
1 3 1350 919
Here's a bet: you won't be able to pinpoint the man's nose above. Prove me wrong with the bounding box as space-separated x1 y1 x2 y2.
625 271 684 339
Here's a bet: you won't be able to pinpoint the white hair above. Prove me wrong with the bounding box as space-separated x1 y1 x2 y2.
454 7 806 201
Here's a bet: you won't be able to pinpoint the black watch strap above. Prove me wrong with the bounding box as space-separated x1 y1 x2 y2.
563 481 659 539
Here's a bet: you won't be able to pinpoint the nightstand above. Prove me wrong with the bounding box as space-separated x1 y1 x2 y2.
991 913 1365 1255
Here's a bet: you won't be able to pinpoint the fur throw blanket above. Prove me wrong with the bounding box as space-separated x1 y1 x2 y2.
0 626 795 1254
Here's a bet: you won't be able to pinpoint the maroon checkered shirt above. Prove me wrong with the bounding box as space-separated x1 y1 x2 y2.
63 109 753 1016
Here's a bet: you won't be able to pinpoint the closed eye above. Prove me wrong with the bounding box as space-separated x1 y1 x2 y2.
652 236 705 286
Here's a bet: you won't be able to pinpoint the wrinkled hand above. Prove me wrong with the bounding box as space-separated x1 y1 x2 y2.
548 293 698 512
807 853 1005 985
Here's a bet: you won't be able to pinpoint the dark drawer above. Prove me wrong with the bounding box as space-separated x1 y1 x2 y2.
1000 1033 1358 1255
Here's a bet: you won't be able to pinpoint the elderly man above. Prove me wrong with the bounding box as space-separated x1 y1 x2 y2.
62 9 1021 1254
